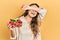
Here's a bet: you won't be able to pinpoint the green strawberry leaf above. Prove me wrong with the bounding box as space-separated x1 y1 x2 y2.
10 19 16 22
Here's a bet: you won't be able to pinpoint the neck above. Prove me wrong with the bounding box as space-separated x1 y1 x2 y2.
25 15 32 23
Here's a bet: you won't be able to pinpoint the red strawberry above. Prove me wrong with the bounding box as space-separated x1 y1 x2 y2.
17 20 22 26
9 21 14 25
8 19 22 28
8 21 15 28
14 22 19 27
14 20 22 27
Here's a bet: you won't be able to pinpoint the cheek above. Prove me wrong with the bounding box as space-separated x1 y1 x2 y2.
34 12 37 16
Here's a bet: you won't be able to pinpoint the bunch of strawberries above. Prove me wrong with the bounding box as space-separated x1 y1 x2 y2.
8 19 22 28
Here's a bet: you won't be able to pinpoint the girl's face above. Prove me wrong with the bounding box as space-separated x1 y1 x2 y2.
28 5 38 18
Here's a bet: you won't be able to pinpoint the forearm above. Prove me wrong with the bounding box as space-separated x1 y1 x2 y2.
10 30 16 40
38 8 47 20
11 30 16 37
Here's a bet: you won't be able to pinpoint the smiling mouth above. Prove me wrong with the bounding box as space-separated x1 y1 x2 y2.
31 13 35 15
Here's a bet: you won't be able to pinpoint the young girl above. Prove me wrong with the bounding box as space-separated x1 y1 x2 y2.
8 3 47 40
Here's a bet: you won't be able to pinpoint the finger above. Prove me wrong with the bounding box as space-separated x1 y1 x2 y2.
22 5 29 10
21 5 25 8
8 25 15 30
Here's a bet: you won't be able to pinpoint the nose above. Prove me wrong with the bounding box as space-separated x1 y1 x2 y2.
32 10 36 12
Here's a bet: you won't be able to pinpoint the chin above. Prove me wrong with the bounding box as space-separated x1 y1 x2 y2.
30 15 36 18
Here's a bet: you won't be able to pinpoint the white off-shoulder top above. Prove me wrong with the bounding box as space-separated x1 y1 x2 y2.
10 8 47 40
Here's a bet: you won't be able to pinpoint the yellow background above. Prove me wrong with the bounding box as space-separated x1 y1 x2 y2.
0 0 60 40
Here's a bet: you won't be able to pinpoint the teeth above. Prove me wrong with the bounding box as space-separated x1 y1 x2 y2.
31 13 34 15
